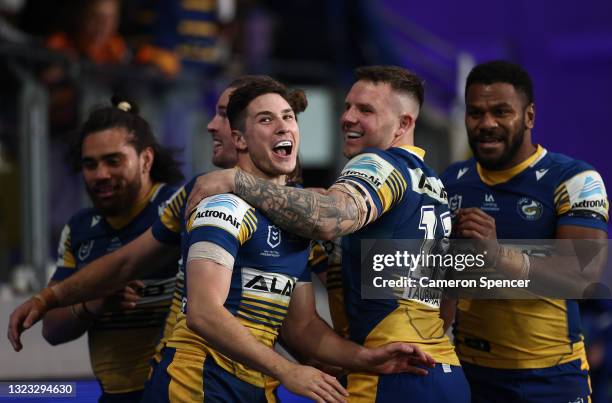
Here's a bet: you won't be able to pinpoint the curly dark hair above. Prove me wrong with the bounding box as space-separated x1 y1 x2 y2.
68 95 184 185
227 78 307 132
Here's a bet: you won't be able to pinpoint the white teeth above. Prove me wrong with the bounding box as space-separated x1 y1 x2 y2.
346 131 363 139
275 140 293 147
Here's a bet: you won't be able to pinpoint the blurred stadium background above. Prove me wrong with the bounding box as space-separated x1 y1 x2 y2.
0 0 611 401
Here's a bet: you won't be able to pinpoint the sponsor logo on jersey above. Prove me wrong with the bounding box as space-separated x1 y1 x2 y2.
346 156 384 174
191 195 251 237
241 267 297 304
535 169 549 181
572 199 607 209
204 195 239 213
416 171 448 200
244 274 293 296
457 167 469 179
267 225 281 248
449 194 462 213
78 240 95 261
562 171 608 220
481 194 500 212
517 197 543 221
340 153 395 190
341 169 383 187
194 209 240 229
90 215 101 227
408 168 448 203
578 176 604 198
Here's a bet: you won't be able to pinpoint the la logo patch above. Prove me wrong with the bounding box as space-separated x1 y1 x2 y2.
267 225 281 248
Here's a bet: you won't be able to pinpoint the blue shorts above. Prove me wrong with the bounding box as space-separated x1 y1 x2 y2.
347 364 470 403
142 347 278 402
462 359 591 403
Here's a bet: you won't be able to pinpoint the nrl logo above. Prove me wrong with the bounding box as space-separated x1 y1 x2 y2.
267 225 281 248
449 194 462 213
78 240 95 261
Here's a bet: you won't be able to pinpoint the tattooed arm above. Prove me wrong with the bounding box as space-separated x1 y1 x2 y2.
185 168 378 240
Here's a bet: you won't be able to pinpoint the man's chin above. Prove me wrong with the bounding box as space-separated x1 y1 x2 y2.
91 198 123 216
343 146 361 159
475 154 509 170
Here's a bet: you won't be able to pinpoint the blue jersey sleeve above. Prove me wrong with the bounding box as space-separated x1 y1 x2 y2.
186 194 258 257
554 165 608 232
51 223 77 281
334 149 408 216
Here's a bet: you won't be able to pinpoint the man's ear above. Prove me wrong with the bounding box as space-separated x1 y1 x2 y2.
397 113 414 137
140 147 154 174
232 129 247 151
525 103 535 129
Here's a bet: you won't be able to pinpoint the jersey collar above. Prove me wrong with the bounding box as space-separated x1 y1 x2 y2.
105 182 162 230
477 145 546 186
397 145 426 160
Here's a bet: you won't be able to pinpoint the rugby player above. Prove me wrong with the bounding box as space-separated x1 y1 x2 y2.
183 65 471 402
9 77 435 402
42 97 183 402
441 60 608 402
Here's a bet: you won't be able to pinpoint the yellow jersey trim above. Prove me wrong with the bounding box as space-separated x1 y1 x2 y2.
477 145 545 186
397 145 426 160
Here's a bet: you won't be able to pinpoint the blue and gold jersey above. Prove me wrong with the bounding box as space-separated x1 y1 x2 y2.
52 183 179 394
149 176 201 361
337 145 459 365
441 145 609 369
166 193 311 388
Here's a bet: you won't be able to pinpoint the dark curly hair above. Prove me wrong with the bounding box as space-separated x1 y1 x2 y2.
227 78 307 132
68 95 184 185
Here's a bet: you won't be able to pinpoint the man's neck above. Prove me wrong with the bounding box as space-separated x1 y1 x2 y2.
237 156 286 185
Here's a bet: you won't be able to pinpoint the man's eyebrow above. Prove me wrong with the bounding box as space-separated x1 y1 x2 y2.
354 102 374 110
467 101 513 108
255 110 273 117
81 152 123 162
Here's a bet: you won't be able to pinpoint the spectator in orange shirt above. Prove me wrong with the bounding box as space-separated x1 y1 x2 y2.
46 0 127 65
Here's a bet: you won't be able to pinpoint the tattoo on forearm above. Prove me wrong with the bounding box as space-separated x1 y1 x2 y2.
234 170 360 238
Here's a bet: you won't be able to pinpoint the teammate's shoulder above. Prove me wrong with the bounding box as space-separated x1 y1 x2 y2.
384 145 428 167
540 150 599 183
151 183 180 202
195 193 252 211
544 150 594 170
189 193 255 234
342 146 415 173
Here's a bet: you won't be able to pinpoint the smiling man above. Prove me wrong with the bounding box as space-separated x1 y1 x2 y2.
441 60 608 403
41 97 183 402
181 66 470 402
142 78 434 403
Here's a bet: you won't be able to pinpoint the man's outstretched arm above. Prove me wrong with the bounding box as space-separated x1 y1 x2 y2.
186 168 376 241
8 228 177 351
